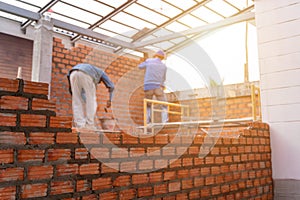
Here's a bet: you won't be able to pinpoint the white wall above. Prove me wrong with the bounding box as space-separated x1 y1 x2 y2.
255 0 300 179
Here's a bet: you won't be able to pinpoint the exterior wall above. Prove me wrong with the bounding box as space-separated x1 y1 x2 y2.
255 0 300 198
0 33 33 81
0 77 273 199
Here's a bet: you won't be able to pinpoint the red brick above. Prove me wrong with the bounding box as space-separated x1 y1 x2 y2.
111 148 128 158
119 189 136 200
103 133 121 144
132 174 149 185
75 148 89 159
0 149 14 164
21 183 47 198
113 175 130 187
0 96 28 110
200 187 210 197
20 114 46 127
130 147 145 157
162 147 175 156
0 167 23 182
194 177 204 187
51 180 73 195
79 131 100 144
101 163 119 173
56 132 78 144
138 186 153 197
0 113 16 126
56 164 78 176
120 161 137 172
99 192 117 200
139 136 154 144
122 133 138 144
50 116 72 128
92 177 112 190
176 193 188 200
138 160 153 170
31 98 56 111
28 132 55 144
79 163 99 175
27 165 53 180
189 190 200 200
0 78 19 92
23 80 49 96
149 172 162 183
0 186 16 200
18 150 44 162
155 134 168 144
177 169 189 178
47 149 70 161
182 179 193 189
76 180 89 192
205 176 215 185
0 132 26 145
168 181 181 192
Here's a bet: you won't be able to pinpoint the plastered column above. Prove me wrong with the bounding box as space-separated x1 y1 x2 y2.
31 17 53 85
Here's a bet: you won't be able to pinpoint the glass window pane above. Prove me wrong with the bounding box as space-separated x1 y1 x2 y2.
112 12 156 29
62 0 114 16
97 0 127 8
165 21 189 32
137 0 182 18
125 4 169 25
206 0 239 17
225 0 253 10
52 2 100 25
178 14 207 28
191 6 223 23
94 28 132 43
51 13 90 28
153 41 174 49
152 28 173 37
1 0 40 12
100 20 138 37
0 11 27 23
164 0 196 11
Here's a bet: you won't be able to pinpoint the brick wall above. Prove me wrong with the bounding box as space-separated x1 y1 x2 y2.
0 33 33 81
167 95 257 122
51 38 145 128
0 77 273 199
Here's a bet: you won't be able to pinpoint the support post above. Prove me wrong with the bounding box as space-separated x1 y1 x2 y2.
31 17 53 94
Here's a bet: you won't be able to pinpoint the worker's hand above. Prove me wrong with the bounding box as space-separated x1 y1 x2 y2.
106 100 111 108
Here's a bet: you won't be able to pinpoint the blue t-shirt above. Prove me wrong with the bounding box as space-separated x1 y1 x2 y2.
138 58 167 91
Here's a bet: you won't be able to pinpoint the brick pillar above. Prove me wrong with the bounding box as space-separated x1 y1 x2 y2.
31 17 53 87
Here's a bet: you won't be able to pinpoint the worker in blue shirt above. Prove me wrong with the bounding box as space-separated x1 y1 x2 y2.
67 63 114 129
139 50 168 124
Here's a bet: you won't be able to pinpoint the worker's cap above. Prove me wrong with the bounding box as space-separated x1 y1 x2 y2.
155 50 165 57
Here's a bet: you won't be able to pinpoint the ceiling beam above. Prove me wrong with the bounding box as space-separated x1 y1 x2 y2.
167 5 255 53
114 0 212 53
0 1 40 21
0 2 133 49
134 11 255 49
71 0 138 43
52 18 133 49
21 0 60 31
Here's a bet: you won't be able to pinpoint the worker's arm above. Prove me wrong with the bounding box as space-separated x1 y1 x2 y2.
100 72 114 108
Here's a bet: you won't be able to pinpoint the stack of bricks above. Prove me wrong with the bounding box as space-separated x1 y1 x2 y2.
0 76 273 199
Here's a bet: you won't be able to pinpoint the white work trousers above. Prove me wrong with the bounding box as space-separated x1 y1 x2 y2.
70 71 97 128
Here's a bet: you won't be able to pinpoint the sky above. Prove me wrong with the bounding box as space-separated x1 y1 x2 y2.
165 22 259 92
